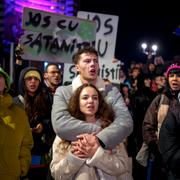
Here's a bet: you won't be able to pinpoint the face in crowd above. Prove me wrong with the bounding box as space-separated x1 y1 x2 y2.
24 70 41 96
74 48 99 85
168 71 180 91
44 64 61 88
0 69 10 95
0 74 6 94
79 85 99 123
154 76 166 89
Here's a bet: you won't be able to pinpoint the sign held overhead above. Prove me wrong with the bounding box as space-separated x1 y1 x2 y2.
20 7 96 63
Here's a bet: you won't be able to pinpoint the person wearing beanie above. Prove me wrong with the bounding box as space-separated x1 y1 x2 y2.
0 67 33 180
13 67 52 179
141 63 180 179
159 92 180 179
166 64 180 79
24 70 42 82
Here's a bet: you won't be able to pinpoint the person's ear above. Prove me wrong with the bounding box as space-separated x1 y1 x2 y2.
44 72 48 79
75 64 80 72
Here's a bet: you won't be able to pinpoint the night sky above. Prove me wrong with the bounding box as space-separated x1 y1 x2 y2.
79 1 180 64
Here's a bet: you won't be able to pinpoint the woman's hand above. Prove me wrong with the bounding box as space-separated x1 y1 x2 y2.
71 133 100 158
32 123 43 133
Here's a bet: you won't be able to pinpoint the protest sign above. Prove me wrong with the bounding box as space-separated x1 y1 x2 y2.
78 11 119 62
63 60 121 84
20 7 96 63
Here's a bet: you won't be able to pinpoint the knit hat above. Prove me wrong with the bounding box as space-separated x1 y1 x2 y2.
0 67 11 92
166 64 180 78
24 70 41 81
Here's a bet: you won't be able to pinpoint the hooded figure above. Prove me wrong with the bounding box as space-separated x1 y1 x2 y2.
17 67 43 97
13 67 53 179
0 68 33 180
14 66 51 152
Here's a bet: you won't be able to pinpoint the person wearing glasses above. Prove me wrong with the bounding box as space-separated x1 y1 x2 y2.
43 63 62 104
43 64 62 180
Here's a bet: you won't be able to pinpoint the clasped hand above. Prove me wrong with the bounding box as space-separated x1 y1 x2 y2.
71 133 100 159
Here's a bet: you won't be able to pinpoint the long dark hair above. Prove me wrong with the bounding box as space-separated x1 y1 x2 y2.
24 89 48 126
68 84 114 129
21 69 48 126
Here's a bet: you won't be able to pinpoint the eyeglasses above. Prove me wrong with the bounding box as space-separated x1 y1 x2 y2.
48 71 61 75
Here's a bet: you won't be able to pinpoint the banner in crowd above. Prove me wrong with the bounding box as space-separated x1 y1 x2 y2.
77 11 119 62
63 60 121 84
20 7 96 63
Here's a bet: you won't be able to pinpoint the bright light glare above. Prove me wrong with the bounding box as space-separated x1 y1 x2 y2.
141 43 147 50
152 44 158 51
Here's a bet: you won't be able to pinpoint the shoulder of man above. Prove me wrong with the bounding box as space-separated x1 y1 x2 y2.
103 84 122 104
56 84 72 92
104 84 120 96
54 84 73 100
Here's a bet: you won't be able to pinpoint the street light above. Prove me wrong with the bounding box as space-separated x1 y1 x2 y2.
151 44 158 53
141 43 147 51
141 42 158 56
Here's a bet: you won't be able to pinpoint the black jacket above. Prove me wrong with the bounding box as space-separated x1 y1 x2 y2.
159 103 180 180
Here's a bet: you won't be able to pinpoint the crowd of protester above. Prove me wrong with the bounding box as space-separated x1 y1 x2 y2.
0 45 180 180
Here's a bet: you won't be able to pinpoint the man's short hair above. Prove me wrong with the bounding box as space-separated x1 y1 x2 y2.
45 63 61 72
72 46 98 64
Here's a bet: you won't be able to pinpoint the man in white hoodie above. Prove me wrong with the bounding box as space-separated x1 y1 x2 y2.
52 46 133 150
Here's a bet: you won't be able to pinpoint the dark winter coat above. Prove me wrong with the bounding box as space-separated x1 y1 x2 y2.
159 103 180 180
13 67 52 156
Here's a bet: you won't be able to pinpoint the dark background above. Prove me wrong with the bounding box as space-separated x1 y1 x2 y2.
79 1 180 64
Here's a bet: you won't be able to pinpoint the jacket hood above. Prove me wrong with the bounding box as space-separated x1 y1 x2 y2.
18 67 43 96
0 67 11 92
